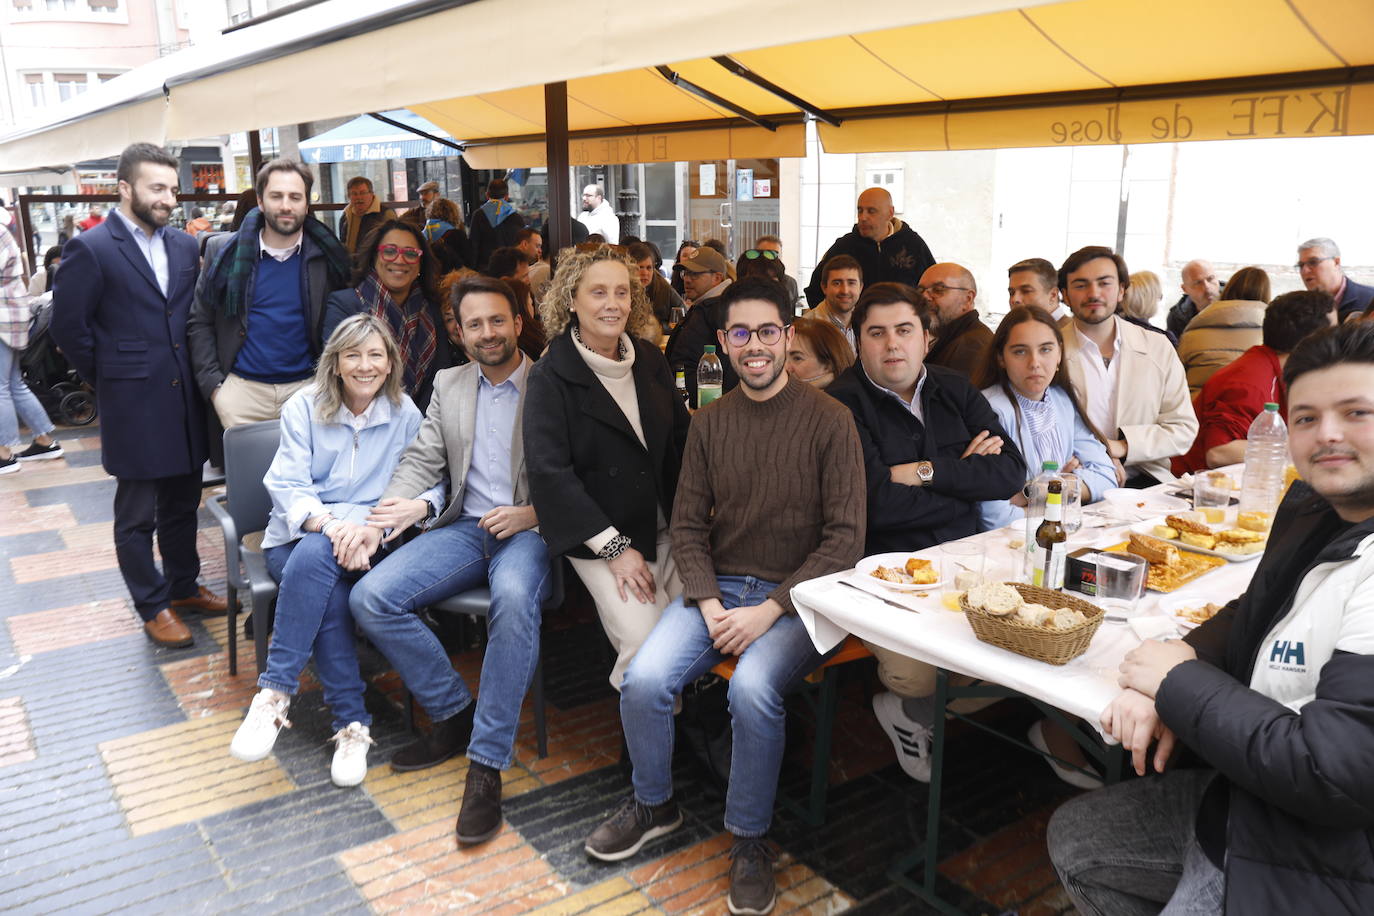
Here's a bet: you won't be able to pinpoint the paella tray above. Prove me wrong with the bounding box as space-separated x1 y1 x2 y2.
1102 542 1227 593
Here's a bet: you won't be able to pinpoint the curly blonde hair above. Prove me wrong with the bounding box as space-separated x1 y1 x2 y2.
539 245 660 341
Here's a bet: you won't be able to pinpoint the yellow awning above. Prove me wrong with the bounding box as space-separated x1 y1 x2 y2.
414 0 1374 166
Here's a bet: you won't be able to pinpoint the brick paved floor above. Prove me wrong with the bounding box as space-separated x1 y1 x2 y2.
0 424 1081 914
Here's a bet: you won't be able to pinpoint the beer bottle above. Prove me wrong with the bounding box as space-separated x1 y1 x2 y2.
1032 478 1068 589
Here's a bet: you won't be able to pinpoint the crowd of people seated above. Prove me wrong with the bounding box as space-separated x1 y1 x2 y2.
12 141 1371 915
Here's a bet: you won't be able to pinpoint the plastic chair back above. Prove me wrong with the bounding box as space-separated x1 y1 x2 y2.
223 419 280 540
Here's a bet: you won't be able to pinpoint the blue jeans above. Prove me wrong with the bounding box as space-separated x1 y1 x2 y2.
261 534 370 731
0 339 53 449
620 575 827 837
349 516 550 770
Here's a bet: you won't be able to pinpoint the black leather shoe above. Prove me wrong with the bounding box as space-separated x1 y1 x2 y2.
390 707 473 772
456 762 503 845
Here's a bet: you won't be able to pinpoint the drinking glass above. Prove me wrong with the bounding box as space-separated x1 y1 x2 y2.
669 305 686 329
941 542 985 611
1094 553 1148 621
1059 472 1082 535
1192 473 1231 525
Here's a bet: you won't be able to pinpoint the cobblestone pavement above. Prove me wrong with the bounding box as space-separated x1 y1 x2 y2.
0 425 1080 915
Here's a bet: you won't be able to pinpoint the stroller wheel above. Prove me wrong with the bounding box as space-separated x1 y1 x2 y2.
59 390 97 426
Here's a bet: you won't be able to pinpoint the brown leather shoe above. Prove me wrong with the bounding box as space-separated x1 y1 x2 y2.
170 585 228 617
144 608 194 648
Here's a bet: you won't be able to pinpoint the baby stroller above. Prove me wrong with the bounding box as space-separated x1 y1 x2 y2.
20 293 97 426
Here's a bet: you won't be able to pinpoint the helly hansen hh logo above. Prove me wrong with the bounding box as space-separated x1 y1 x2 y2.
1269 639 1307 672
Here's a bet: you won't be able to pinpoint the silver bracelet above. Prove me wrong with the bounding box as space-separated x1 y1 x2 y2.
598 534 632 560
320 517 341 536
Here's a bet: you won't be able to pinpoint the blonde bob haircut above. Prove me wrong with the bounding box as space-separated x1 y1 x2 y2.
538 244 658 341
1121 270 1163 321
312 313 405 421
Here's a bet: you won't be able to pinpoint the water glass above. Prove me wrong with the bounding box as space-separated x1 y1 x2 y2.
1059 472 1082 534
1094 553 1148 620
941 542 985 611
1192 473 1231 525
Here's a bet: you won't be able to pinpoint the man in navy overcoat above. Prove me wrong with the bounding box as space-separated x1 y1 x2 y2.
52 142 225 648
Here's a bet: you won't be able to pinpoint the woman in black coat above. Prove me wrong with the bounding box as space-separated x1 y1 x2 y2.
320 219 452 413
523 245 690 690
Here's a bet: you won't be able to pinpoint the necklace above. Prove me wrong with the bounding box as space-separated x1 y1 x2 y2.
573 323 627 361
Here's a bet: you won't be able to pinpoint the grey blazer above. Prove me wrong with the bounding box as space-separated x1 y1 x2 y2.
381 360 531 530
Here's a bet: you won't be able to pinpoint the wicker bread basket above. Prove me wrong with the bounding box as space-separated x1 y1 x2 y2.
960 583 1104 665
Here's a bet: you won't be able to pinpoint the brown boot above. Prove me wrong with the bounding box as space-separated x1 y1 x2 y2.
144 608 193 648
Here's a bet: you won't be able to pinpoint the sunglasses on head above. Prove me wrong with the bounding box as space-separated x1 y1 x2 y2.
379 243 423 264
742 249 780 261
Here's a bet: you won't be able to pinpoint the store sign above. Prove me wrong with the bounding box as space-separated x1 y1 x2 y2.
820 83 1374 153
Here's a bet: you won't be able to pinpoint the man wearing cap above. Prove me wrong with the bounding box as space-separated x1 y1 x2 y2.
417 181 440 210
665 246 735 403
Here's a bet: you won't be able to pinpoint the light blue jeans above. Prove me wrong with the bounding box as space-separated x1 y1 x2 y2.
349 516 550 770
0 339 54 449
262 534 370 731
620 575 828 837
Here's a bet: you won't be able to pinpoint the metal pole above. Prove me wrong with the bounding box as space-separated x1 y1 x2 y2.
248 129 264 182
544 82 571 255
16 193 34 271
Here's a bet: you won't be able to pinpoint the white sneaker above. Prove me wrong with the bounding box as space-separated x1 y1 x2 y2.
330 722 376 787
230 689 292 761
1028 719 1104 790
871 691 932 782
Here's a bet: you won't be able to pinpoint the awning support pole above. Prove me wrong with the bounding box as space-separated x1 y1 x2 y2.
248 130 264 181
545 81 571 256
366 112 465 154
654 66 777 132
711 56 841 127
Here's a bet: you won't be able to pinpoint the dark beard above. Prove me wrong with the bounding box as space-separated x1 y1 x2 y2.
130 190 170 229
262 206 302 237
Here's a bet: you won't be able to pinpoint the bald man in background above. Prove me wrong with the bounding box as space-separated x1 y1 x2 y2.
920 262 993 377
804 186 935 306
1166 259 1219 340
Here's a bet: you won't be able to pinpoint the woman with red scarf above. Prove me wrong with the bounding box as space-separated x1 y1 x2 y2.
322 219 454 412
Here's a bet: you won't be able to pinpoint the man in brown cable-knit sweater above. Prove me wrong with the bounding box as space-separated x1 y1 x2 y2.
583 277 866 915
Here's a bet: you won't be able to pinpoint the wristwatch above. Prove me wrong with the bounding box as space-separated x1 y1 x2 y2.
915 461 935 485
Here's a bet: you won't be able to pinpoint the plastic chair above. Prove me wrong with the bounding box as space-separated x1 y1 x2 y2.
409 560 565 759
205 419 281 676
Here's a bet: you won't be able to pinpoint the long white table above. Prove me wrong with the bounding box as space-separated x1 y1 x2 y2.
790 482 1262 914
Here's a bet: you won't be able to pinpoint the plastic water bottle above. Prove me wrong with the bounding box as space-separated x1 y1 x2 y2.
675 369 690 409
697 345 723 408
1238 403 1288 522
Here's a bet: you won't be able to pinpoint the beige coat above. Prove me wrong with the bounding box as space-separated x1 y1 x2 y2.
1063 317 1197 483
382 360 530 530
1178 299 1266 396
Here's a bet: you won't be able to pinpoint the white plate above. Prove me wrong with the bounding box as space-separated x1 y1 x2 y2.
1103 488 1190 516
853 552 943 592
1128 521 1264 563
1157 592 1232 630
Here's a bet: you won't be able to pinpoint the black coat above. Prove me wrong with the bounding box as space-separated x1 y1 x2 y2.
50 215 207 480
803 221 935 306
523 331 690 561
319 287 454 414
826 362 1024 553
664 294 736 405
1338 276 1374 321
1163 482 1374 913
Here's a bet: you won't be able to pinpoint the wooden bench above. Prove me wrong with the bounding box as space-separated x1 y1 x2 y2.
711 635 873 825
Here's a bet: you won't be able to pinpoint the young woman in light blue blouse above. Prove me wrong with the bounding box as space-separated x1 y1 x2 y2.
972 306 1116 532
229 314 441 786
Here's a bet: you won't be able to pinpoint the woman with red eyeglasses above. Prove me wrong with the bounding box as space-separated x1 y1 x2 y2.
322 219 455 412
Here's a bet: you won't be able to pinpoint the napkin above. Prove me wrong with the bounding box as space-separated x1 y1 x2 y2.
1129 615 1181 641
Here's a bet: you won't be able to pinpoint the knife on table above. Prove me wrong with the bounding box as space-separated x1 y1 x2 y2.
838 579 921 613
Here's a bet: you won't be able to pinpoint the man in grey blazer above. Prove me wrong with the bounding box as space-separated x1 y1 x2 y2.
350 276 550 846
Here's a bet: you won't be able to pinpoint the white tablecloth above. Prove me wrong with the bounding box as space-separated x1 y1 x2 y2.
791 494 1260 737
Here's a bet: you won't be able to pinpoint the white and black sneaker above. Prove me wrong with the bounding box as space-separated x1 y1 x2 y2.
871 691 932 782
0 454 17 475
16 440 63 461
